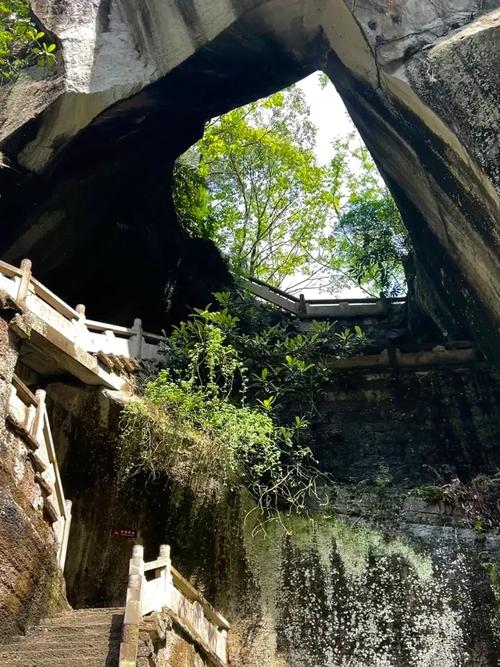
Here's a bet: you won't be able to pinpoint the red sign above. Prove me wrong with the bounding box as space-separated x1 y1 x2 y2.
112 528 137 539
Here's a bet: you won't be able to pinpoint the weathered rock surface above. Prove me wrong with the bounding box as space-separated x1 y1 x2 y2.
41 353 500 666
0 1 499 352
0 310 67 641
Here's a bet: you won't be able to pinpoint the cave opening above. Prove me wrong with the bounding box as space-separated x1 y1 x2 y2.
1 1 499 357
171 70 410 307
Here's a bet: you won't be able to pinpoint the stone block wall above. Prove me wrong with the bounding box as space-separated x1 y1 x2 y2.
0 305 67 641
35 355 500 666
313 363 500 485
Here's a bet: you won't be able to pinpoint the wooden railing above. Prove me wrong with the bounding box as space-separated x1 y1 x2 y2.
6 375 71 569
120 545 229 667
241 276 406 319
0 259 163 362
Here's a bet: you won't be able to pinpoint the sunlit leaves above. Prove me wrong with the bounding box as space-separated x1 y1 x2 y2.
173 78 410 295
0 0 57 83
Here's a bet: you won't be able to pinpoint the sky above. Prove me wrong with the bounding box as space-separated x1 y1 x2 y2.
298 73 355 165
283 73 369 299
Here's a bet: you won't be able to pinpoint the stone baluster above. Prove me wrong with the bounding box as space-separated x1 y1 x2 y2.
33 389 46 445
17 258 32 304
104 329 115 355
74 304 87 346
131 318 143 360
298 293 307 317
158 544 172 609
119 544 145 667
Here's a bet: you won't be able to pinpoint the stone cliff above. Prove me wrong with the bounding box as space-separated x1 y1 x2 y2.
1 0 500 356
2 2 500 665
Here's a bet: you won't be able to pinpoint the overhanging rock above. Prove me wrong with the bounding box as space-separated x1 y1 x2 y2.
0 0 499 359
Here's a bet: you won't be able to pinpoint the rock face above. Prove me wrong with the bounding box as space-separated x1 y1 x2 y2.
0 1 499 351
0 308 67 640
43 354 500 665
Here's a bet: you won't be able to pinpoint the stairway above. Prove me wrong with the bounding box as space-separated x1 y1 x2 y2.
0 608 124 667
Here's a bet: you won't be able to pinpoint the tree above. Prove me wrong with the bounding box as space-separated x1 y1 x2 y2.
175 86 340 288
335 192 409 296
173 79 410 296
322 143 410 296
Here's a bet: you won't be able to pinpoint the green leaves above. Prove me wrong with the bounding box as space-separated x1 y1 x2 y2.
173 74 411 296
0 1 57 83
122 290 371 516
174 84 338 288
336 187 409 296
257 396 275 412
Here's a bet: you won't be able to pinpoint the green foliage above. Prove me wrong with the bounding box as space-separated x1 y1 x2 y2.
121 290 368 514
175 86 342 288
0 0 57 83
412 485 443 504
336 190 409 296
173 78 411 296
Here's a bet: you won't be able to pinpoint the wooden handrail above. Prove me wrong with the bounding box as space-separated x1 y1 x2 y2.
7 377 72 569
243 275 301 302
30 276 79 320
306 296 406 305
241 275 407 318
11 374 37 406
85 319 136 335
0 259 23 278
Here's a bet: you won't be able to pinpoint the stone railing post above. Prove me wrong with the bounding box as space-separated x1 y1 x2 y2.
33 389 46 443
378 291 389 314
17 258 32 304
120 544 145 667
131 318 143 360
104 329 115 355
298 293 307 317
159 544 173 609
74 304 87 346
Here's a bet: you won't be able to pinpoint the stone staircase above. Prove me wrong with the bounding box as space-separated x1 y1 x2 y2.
0 607 124 667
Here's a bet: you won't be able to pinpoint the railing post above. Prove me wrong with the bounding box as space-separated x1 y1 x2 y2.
58 499 72 570
379 291 389 314
120 544 145 667
298 293 307 317
17 258 32 304
159 544 173 609
104 329 115 355
74 304 87 346
33 389 46 443
131 318 143 360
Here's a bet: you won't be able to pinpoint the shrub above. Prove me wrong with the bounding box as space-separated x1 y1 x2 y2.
0 1 57 83
121 290 368 514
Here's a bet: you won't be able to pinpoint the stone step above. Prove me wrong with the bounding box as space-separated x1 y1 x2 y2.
0 646 119 661
2 654 118 667
24 626 122 640
2 607 124 666
3 633 121 648
32 614 123 629
29 616 123 631
38 607 123 620
2 659 117 667
0 640 120 656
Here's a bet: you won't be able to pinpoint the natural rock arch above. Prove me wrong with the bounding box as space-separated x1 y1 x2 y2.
1 0 499 358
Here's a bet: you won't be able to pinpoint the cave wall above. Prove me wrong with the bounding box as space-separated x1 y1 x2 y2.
44 357 500 665
313 363 500 485
0 308 67 640
1 1 500 356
